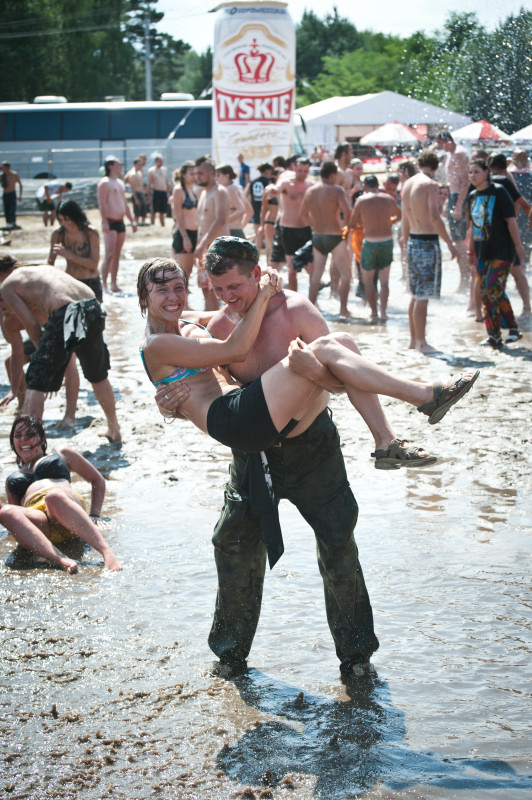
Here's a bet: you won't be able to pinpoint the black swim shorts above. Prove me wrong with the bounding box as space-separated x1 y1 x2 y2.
279 225 313 256
152 189 168 214
206 378 298 453
25 299 110 393
108 219 126 233
172 228 198 254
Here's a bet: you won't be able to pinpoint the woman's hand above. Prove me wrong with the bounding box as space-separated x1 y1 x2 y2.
288 337 323 380
155 381 190 417
52 243 67 257
258 270 282 298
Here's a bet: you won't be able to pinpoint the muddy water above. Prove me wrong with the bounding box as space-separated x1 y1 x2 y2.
1 238 531 799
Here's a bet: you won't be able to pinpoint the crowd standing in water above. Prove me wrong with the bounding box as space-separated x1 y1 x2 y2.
1 134 529 676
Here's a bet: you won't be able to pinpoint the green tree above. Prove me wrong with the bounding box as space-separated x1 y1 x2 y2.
175 49 213 99
295 8 361 86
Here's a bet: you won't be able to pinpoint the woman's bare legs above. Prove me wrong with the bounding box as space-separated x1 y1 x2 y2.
44 487 122 571
0 504 78 572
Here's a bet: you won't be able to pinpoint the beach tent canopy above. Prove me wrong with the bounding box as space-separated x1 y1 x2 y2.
295 91 472 150
510 124 532 142
359 121 427 146
451 120 510 142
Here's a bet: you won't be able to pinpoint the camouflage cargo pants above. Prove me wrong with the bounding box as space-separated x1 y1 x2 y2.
208 409 379 669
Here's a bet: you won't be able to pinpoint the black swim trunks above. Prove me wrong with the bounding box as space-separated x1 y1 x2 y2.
206 377 298 453
25 299 110 393
279 225 312 256
312 233 343 256
78 276 103 303
108 219 126 233
172 228 198 254
132 191 148 218
152 189 168 214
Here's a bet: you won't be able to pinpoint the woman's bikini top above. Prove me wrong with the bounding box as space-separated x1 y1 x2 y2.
6 450 71 503
59 227 92 257
182 187 199 210
140 320 212 387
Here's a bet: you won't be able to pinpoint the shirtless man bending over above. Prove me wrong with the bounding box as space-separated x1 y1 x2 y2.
277 158 313 291
350 175 401 322
97 156 136 293
401 150 457 354
301 161 352 317
195 159 230 310
0 256 121 441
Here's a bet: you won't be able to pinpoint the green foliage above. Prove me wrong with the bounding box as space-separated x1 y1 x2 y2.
0 0 190 102
175 49 213 99
296 8 362 84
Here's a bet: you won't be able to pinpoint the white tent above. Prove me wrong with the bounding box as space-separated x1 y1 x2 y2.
510 124 532 142
359 121 425 146
295 91 472 151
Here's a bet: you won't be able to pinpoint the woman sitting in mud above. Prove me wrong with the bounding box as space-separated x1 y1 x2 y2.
137 240 479 469
0 415 122 573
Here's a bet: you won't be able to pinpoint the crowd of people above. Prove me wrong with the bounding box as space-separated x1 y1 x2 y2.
2 130 529 678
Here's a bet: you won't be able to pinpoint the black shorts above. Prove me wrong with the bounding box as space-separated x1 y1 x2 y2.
132 191 148 218
206 378 298 453
280 225 313 256
152 190 168 213
172 228 198 254
270 224 285 263
108 219 126 233
23 338 36 358
229 228 246 239
25 300 110 393
78 276 103 303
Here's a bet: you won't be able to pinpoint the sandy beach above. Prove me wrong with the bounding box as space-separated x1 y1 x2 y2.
1 215 531 799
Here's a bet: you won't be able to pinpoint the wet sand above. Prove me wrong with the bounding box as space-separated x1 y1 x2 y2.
1 215 531 799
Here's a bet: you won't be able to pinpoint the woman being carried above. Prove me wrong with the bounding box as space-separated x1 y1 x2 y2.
0 415 122 574
138 240 479 470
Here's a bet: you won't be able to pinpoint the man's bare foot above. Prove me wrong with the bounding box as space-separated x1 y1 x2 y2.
111 285 123 293
416 343 440 354
103 550 123 571
103 284 111 294
98 427 122 443
58 556 78 573
339 308 353 320
58 416 76 427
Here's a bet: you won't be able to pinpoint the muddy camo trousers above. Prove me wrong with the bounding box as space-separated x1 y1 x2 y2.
477 257 517 337
208 409 379 670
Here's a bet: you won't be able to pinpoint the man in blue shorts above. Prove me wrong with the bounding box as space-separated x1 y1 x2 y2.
401 151 457 354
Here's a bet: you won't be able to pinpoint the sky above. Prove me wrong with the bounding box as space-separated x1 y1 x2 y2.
156 0 526 54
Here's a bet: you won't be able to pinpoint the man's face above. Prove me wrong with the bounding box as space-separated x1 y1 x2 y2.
295 162 310 181
195 164 213 187
155 158 163 167
208 264 261 315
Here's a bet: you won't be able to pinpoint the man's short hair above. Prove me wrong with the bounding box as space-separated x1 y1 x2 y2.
257 162 272 173
1 161 10 168
320 160 337 180
385 174 400 186
197 158 215 172
363 174 379 189
0 255 18 273
488 153 507 170
296 157 310 166
205 236 258 277
64 182 73 190
436 130 454 143
417 150 440 171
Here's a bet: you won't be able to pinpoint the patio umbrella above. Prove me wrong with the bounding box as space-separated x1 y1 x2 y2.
451 120 510 142
510 124 532 142
359 121 426 146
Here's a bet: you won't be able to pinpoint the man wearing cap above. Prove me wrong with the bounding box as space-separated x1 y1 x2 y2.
157 235 387 680
97 156 137 294
350 175 402 322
